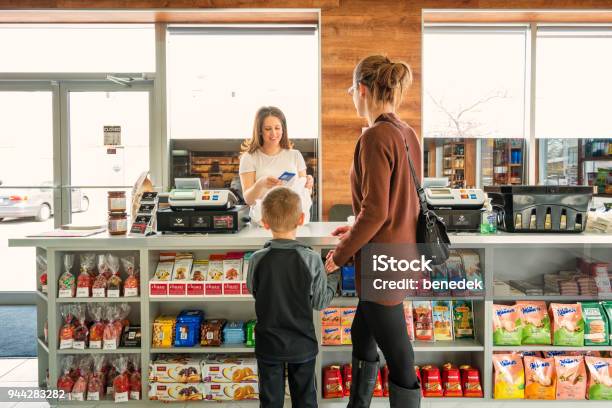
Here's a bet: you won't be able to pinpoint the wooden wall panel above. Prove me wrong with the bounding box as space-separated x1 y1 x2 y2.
2 0 612 218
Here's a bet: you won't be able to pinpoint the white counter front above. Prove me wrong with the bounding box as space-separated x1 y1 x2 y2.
8 221 612 249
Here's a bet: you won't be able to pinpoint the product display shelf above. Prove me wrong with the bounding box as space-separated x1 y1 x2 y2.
321 338 484 353
10 224 612 407
56 296 143 303
492 345 612 352
150 345 253 354
149 295 254 302
37 290 48 302
38 337 49 354
57 347 142 355
493 295 612 302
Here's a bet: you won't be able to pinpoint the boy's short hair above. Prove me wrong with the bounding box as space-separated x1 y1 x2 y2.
262 187 302 232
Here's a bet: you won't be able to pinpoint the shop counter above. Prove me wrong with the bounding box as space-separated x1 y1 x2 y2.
9 224 612 407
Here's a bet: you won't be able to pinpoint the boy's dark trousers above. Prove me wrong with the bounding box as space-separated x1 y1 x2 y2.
257 357 317 408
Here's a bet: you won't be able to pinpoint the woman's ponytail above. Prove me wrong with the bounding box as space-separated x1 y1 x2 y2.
354 55 413 107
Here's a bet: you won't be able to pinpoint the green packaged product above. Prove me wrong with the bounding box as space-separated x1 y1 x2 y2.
602 302 612 344
492 304 523 346
582 302 609 346
586 356 612 400
550 303 584 347
246 320 256 347
518 301 551 345
452 300 474 339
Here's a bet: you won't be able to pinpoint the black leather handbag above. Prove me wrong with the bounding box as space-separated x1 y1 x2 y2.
404 142 451 265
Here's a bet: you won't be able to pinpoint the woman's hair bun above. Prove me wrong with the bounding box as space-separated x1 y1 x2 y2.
355 55 413 106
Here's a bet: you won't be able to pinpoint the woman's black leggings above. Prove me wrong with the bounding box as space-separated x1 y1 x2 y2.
351 299 419 389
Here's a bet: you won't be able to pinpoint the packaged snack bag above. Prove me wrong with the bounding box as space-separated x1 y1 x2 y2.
152 315 176 348
413 301 434 341
442 363 462 397
223 254 243 281
322 365 343 398
37 254 48 293
602 302 612 343
585 356 612 400
452 300 475 339
88 304 105 349
432 301 453 341
72 357 91 401
544 350 575 358
59 305 76 349
172 253 193 280
341 307 356 327
207 254 225 281
415 366 422 394
524 356 556 399
321 308 341 326
106 254 122 298
106 359 119 397
403 301 415 341
373 370 383 397
76 253 96 298
73 304 89 350
201 319 226 347
554 355 586 400
582 302 609 345
342 364 352 397
57 356 75 394
518 301 551 345
421 365 443 397
121 256 139 297
58 254 76 298
493 354 525 399
550 303 584 346
460 365 483 397
492 304 523 346
382 365 389 397
113 356 130 403
87 355 106 401
322 326 341 345
191 260 208 281
129 356 141 400
154 260 174 281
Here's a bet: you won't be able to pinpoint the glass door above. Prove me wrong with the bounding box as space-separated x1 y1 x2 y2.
61 82 153 226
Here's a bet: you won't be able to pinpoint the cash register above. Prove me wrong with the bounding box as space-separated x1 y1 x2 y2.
425 187 486 231
157 179 249 234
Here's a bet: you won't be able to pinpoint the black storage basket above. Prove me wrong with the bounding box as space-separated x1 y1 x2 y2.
483 186 592 233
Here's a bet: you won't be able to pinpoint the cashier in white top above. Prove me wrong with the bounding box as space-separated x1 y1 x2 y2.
239 106 314 205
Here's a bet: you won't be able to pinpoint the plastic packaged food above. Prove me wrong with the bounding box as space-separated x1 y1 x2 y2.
207 255 225 281
73 304 89 350
201 319 226 346
245 320 256 347
373 369 383 397
493 353 525 399
524 356 555 400
554 355 586 400
103 304 129 350
191 260 208 281
149 356 202 383
98 254 112 279
460 365 483 397
421 365 443 397
88 304 105 349
492 304 523 346
172 253 193 281
343 363 352 397
87 355 106 401
403 301 415 341
113 356 130 403
203 383 258 401
321 308 341 326
59 305 76 349
322 326 342 345
550 303 585 346
341 307 356 327
201 356 258 383
452 300 475 339
121 326 141 348
518 301 551 345
151 382 204 401
92 256 108 298
153 315 176 348
175 310 204 347
106 254 122 298
154 255 175 281
602 302 612 343
413 301 434 341
582 302 609 345
58 254 76 298
382 365 389 397
432 301 453 341
57 356 75 394
442 363 463 397
121 256 139 297
71 357 90 401
323 365 343 398
37 254 48 293
129 356 141 400
223 254 242 281
585 356 612 400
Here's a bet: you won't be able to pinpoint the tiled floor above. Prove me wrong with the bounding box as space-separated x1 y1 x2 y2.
0 358 45 408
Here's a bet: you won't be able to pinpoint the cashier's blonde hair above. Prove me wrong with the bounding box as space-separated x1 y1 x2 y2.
262 187 302 232
241 106 293 154
354 55 413 108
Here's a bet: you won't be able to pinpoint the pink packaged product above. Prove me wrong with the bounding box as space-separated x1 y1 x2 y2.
403 301 415 341
554 355 587 400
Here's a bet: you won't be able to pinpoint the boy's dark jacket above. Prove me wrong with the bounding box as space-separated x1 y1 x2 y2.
247 239 340 362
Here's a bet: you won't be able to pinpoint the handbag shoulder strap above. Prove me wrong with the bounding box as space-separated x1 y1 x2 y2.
374 115 429 211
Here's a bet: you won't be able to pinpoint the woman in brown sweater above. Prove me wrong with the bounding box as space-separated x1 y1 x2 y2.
325 55 421 408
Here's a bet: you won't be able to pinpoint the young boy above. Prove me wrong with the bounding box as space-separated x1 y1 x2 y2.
247 186 339 408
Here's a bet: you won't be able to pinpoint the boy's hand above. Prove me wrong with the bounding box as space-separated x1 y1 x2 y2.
325 250 339 273
331 225 351 241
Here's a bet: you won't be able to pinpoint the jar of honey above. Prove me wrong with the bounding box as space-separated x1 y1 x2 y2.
108 212 127 235
107 191 126 213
